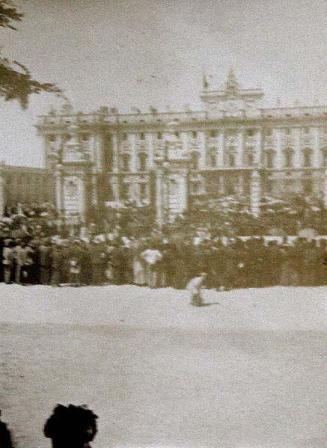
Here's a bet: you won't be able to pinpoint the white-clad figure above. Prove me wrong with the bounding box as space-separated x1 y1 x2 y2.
186 272 207 307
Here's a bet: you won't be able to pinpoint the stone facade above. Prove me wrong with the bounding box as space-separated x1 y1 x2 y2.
0 163 54 213
36 70 327 224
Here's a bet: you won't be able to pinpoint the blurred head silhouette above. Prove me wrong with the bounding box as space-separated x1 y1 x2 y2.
44 404 98 448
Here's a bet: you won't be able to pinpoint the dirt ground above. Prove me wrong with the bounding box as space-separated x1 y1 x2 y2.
0 285 326 448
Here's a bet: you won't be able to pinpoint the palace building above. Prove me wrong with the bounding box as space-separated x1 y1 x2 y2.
0 163 54 215
36 70 327 225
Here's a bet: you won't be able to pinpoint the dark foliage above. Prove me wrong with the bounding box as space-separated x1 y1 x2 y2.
0 0 61 108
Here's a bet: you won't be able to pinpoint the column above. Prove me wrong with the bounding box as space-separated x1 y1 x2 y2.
312 127 320 168
275 129 283 169
323 169 327 208
293 128 301 169
217 131 224 168
132 182 139 205
156 168 164 227
198 131 206 169
250 169 261 217
112 175 120 202
255 129 263 166
0 164 5 217
80 171 88 223
91 172 98 206
130 134 137 171
179 170 188 214
237 174 244 194
181 131 188 152
237 130 244 167
148 134 155 168
219 175 224 195
54 164 63 213
112 133 119 172
94 133 102 171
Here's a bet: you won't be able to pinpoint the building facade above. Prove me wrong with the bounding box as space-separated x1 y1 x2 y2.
0 163 54 215
36 70 327 225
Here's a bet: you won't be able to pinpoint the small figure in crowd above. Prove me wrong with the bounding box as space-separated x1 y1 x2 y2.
44 404 98 448
186 272 207 307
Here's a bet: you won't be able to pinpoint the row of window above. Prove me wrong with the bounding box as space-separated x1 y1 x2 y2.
48 134 90 143
47 127 327 144
119 183 148 201
117 177 316 199
265 148 327 169
118 149 327 171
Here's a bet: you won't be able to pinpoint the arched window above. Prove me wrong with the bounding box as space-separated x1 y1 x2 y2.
247 152 254 166
303 178 312 194
302 148 312 167
66 180 78 198
140 183 147 201
191 181 201 195
190 152 200 170
48 134 56 143
121 183 130 201
229 153 235 168
265 150 275 168
207 149 217 167
284 148 294 168
138 153 147 171
321 147 327 166
121 153 130 171
81 133 89 142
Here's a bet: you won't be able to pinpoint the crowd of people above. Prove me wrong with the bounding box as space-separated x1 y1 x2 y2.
1 200 327 290
1 231 327 289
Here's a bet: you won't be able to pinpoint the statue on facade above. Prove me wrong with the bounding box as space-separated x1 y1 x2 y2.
225 68 240 96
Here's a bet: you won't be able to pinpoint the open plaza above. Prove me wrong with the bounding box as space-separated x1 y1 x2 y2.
0 283 326 448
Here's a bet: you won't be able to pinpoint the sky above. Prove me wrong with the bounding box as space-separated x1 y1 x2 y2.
1 0 327 167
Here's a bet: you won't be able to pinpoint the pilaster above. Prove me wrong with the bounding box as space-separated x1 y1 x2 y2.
312 127 320 168
130 133 137 171
324 169 327 208
237 131 244 167
198 131 206 169
293 128 301 168
112 133 119 172
0 162 5 217
217 132 224 168
148 134 155 168
54 164 63 213
250 169 261 217
156 168 164 227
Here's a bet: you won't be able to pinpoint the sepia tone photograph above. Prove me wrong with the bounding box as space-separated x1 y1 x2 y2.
0 0 326 447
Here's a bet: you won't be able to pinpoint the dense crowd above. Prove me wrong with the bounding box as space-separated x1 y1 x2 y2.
1 232 327 289
1 200 327 290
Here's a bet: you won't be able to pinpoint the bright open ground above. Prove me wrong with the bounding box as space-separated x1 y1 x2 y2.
0 285 326 448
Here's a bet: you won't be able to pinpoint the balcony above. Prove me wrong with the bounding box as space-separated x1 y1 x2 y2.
245 136 257 146
301 135 314 146
136 141 147 152
120 141 131 152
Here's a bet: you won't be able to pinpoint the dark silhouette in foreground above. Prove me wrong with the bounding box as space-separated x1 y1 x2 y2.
44 404 98 448
0 410 14 448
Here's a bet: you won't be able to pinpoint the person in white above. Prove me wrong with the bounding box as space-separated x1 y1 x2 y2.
141 248 162 288
186 272 207 306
